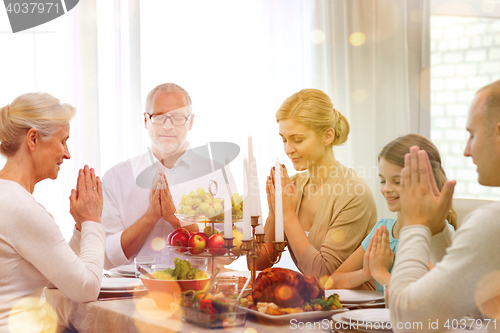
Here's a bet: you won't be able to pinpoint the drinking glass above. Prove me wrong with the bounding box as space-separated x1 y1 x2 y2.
215 276 238 295
134 256 156 278
383 283 390 309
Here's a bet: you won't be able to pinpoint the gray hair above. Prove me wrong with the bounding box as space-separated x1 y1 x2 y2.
0 92 76 157
145 83 192 114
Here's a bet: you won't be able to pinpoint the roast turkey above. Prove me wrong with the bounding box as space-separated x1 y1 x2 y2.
252 267 324 307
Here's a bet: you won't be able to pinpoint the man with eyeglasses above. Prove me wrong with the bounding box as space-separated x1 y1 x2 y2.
101 83 233 269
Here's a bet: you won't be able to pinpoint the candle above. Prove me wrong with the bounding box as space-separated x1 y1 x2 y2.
275 159 284 242
248 136 264 234
242 157 251 240
224 183 232 237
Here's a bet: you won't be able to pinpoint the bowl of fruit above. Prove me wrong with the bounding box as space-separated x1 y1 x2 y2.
167 227 244 257
175 185 243 223
140 258 210 309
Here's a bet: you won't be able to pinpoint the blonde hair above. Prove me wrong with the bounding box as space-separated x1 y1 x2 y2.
0 92 76 157
275 88 350 146
378 133 457 229
145 83 192 114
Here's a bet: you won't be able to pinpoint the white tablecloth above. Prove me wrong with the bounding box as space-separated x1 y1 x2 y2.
44 287 490 333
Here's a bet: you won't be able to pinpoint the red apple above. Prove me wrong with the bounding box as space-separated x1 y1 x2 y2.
170 231 189 252
168 228 190 246
207 234 226 256
188 234 207 254
195 232 209 244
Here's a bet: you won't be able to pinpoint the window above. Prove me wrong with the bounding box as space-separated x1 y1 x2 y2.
431 0 500 199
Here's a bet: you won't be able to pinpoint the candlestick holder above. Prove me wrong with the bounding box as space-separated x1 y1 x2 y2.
223 215 287 286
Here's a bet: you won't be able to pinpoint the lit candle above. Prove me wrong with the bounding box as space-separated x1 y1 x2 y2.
248 136 264 234
243 157 251 240
224 183 232 237
275 159 284 242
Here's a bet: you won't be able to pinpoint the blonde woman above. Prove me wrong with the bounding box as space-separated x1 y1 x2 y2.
264 88 377 281
0 93 104 332
329 134 457 292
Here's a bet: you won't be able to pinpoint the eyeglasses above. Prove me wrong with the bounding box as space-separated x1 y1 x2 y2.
146 113 192 126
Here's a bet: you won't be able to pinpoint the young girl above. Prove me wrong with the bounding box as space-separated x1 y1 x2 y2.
329 134 457 292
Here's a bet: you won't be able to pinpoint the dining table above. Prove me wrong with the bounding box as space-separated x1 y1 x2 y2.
43 267 490 333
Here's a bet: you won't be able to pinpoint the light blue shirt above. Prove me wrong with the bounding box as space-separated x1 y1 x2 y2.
361 218 454 292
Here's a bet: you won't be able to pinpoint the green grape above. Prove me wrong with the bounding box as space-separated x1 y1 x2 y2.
183 205 191 214
200 203 210 212
188 210 196 216
180 194 188 203
175 208 182 214
231 193 239 202
185 198 194 206
234 203 241 211
214 203 223 212
194 198 202 207
189 190 196 197
195 207 203 214
235 210 242 216
207 207 215 216
214 198 222 204
196 187 205 195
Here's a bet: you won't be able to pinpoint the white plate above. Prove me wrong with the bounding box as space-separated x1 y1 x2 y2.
331 312 393 332
342 309 390 324
241 306 348 323
111 264 170 277
101 278 144 291
326 290 384 304
343 301 386 309
98 288 147 296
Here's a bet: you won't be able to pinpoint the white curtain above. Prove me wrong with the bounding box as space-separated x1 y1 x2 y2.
0 0 143 239
308 0 430 218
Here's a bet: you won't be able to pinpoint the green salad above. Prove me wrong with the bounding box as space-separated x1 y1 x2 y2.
152 258 208 280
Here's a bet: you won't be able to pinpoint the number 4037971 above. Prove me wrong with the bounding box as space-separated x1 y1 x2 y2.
444 318 496 330
6 3 60 14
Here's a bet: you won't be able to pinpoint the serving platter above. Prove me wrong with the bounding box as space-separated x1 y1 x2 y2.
240 306 348 323
325 290 384 304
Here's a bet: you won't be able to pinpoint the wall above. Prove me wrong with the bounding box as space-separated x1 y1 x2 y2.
431 15 500 199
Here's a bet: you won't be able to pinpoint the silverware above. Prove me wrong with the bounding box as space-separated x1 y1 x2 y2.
137 266 156 279
235 275 251 306
201 267 220 300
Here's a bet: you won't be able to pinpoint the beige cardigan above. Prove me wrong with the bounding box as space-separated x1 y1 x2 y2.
289 161 377 279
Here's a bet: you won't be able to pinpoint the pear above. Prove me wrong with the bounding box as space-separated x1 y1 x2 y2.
232 230 243 255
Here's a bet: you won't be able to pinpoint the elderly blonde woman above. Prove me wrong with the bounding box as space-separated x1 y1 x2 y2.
0 93 104 332
263 88 377 282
